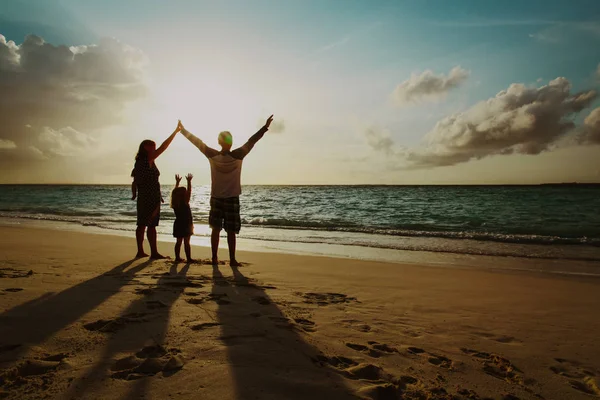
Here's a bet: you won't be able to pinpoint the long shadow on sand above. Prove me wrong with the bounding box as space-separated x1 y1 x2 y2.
0 259 152 366
64 262 194 399
212 265 357 400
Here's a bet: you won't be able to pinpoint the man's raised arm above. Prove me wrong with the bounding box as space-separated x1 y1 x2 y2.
180 123 219 158
233 115 273 158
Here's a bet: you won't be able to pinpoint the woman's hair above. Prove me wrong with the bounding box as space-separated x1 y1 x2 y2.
135 140 155 161
171 186 187 209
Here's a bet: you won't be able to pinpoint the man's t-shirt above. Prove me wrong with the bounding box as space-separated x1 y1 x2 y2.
207 148 247 198
181 127 267 199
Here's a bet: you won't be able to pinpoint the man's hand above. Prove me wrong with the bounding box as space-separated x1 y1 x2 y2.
264 114 274 129
185 173 193 182
175 174 182 186
131 194 137 201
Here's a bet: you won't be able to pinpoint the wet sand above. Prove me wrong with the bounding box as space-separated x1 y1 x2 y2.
0 225 599 400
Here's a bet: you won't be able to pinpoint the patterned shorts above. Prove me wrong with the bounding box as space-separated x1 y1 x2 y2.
209 197 241 233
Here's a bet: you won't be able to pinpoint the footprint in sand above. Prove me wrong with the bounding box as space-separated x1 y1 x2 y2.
185 293 231 305
346 341 399 358
3 288 23 293
111 345 184 381
83 312 149 333
313 353 489 400
472 331 523 344
293 318 317 332
461 348 523 385
0 268 33 279
406 347 454 370
252 296 270 305
0 352 71 390
190 322 221 331
338 319 372 333
407 347 425 354
296 292 358 306
550 358 600 396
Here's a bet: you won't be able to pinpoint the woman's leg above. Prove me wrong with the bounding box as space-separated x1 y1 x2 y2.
135 226 148 257
174 238 183 261
184 236 193 261
148 227 166 259
148 205 166 259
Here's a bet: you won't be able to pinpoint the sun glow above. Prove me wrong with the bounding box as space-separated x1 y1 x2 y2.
158 73 264 149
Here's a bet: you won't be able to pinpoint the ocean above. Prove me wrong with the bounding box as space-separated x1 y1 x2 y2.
1 184 599 266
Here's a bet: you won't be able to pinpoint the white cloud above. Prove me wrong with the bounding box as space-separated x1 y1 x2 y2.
578 107 600 145
392 66 469 106
403 77 597 167
0 33 147 166
367 77 598 168
0 139 16 149
38 126 95 156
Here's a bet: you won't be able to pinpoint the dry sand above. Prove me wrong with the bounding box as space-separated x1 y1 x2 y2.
0 225 599 400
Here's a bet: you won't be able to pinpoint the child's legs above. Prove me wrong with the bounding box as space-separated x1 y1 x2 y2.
175 237 183 259
184 236 192 260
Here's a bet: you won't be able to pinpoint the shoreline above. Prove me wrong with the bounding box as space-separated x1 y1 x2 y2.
1 225 599 399
2 216 600 278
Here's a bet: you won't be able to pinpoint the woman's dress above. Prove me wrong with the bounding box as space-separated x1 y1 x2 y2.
133 156 161 227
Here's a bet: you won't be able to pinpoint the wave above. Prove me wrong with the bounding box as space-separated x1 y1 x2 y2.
241 217 600 246
2 213 599 261
1 211 599 247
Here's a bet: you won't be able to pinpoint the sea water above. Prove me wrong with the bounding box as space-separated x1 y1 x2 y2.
1 184 599 266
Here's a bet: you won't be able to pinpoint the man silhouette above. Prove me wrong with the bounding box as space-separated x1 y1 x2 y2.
179 115 274 266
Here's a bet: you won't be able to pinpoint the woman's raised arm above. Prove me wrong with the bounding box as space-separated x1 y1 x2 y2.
151 121 181 161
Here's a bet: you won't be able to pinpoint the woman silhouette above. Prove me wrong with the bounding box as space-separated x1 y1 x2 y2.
132 121 181 258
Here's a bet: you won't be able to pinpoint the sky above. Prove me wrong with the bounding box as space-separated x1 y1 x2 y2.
0 0 599 184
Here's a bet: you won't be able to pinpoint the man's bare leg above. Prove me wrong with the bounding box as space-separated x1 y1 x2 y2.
227 231 241 267
148 226 167 259
135 226 148 258
184 236 194 262
174 237 183 262
211 228 220 265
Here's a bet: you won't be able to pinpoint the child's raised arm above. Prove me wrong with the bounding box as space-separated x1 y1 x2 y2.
185 173 193 203
175 174 182 188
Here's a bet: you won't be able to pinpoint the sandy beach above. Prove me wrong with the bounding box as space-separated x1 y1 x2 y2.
0 225 599 400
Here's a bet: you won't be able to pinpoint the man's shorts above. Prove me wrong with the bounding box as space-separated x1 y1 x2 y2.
209 196 241 233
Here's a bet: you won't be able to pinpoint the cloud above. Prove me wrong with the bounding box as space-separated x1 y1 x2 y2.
364 127 396 156
392 66 469 106
0 139 16 149
402 77 597 167
529 21 600 45
38 127 95 157
577 107 600 145
0 33 147 165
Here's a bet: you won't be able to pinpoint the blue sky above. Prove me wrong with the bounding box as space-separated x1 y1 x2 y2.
0 0 599 183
